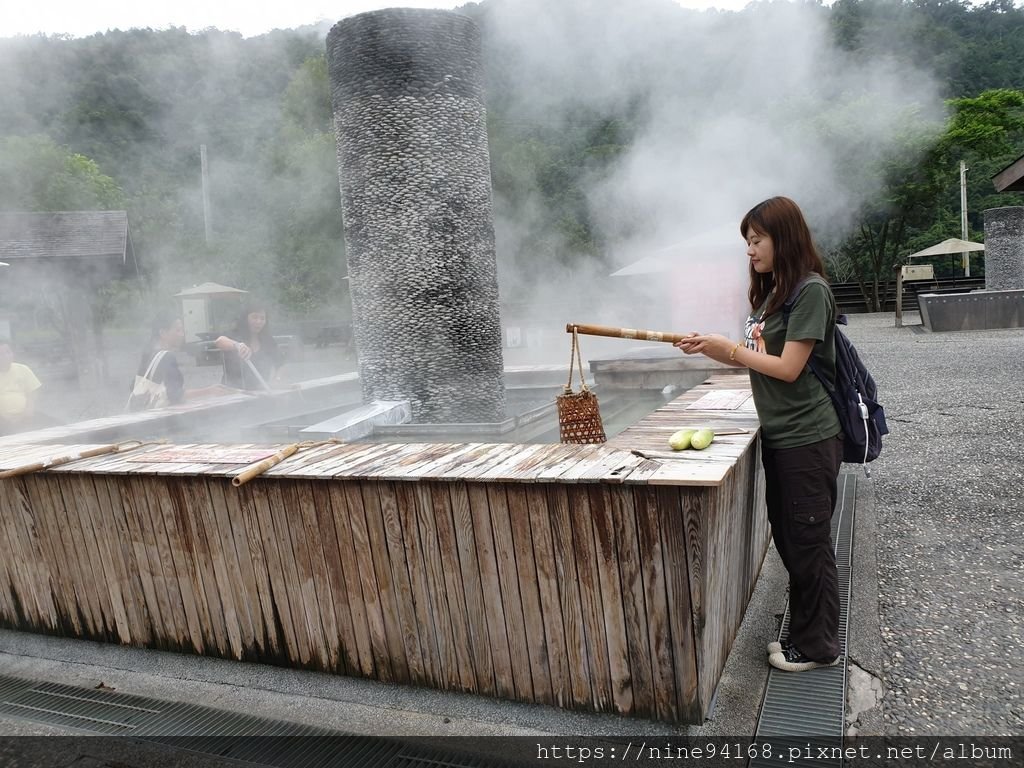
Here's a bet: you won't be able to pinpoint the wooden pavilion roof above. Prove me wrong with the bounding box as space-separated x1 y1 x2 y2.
0 210 136 268
993 153 1024 192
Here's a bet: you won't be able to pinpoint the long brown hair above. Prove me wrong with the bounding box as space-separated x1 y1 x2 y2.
741 196 827 316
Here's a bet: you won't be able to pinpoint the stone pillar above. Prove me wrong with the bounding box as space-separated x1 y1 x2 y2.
326 9 506 424
983 206 1024 291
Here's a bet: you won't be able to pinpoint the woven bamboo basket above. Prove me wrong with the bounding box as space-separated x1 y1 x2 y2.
556 328 606 444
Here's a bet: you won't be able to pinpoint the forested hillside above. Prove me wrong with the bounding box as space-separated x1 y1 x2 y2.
1 0 1022 325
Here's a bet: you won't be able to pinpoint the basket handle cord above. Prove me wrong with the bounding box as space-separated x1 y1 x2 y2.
565 327 590 393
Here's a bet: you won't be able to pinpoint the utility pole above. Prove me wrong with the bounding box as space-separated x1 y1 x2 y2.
960 160 969 277
200 144 213 245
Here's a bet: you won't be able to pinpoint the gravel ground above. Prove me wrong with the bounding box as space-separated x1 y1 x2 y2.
841 312 1023 736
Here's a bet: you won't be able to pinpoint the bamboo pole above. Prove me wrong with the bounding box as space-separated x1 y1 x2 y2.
566 323 689 344
244 358 272 391
232 444 301 487
232 439 340 487
0 440 151 479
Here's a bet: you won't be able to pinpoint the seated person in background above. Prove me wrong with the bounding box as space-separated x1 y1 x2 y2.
129 312 224 411
214 302 283 390
0 338 42 435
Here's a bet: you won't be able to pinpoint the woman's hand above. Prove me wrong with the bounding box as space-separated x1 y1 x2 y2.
673 332 701 354
215 335 251 360
674 333 737 364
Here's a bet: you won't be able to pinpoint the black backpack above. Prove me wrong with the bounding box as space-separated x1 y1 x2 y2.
784 276 889 477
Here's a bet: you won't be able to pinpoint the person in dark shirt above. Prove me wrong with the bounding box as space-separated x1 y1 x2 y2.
214 302 283 391
129 312 224 410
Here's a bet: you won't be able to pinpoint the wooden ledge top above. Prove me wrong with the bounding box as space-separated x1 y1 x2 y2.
0 373 760 487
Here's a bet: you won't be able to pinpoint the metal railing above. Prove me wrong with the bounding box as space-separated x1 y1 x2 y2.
832 277 985 314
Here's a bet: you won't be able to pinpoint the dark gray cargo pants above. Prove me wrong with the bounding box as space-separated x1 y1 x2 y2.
762 434 844 662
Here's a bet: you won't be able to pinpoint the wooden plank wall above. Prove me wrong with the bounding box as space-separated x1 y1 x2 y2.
0 469 764 724
0 372 770 726
686 443 771 713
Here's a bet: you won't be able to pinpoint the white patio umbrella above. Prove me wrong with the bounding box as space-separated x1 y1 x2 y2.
906 238 984 259
174 282 248 297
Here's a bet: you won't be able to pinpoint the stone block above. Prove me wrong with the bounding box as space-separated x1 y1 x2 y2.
983 207 1024 291
300 399 412 441
918 290 1024 332
327 10 506 424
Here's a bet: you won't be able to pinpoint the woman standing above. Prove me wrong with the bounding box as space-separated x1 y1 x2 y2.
215 302 283 391
676 196 843 673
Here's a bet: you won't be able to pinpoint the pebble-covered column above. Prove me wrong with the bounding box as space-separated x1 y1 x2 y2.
327 9 506 424
983 207 1024 291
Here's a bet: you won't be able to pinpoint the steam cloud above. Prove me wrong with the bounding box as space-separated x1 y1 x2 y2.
0 0 949 425
485 0 946 346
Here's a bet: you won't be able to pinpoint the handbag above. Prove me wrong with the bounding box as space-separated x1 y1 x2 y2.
126 350 170 412
556 328 606 444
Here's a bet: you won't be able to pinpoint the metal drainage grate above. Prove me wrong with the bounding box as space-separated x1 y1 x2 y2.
0 674 519 767
750 472 857 768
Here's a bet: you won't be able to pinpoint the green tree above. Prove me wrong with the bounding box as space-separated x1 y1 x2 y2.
813 89 946 309
939 89 1024 159
833 142 946 309
829 0 1024 98
905 89 1024 274
924 88 1024 274
487 110 632 281
282 54 333 135
834 88 1024 303
263 55 347 319
0 136 129 379
3 1 1023 321
0 135 125 210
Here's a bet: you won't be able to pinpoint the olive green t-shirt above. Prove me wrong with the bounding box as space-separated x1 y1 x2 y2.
744 275 841 449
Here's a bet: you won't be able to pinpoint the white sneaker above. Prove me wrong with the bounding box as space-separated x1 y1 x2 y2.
769 646 841 672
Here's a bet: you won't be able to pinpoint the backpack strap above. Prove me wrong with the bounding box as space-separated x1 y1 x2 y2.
781 273 824 326
143 350 168 381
